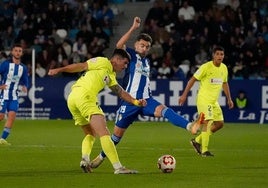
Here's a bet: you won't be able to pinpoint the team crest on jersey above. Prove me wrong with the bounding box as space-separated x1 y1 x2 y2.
136 62 142 68
135 61 150 76
8 74 20 82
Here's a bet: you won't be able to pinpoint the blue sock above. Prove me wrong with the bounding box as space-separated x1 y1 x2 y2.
1 127 11 139
100 134 121 158
162 107 188 129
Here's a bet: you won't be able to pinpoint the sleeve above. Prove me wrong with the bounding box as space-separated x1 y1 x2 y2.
108 72 118 87
223 65 228 82
0 61 8 74
20 65 29 88
126 47 135 59
193 64 206 81
87 57 107 70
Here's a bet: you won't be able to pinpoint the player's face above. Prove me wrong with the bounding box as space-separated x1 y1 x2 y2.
212 50 224 66
134 39 151 57
113 56 129 73
12 47 23 60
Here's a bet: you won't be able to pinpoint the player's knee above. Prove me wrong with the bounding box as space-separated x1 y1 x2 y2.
156 105 166 117
211 122 224 133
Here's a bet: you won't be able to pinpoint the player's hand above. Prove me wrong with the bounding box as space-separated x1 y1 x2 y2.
139 99 147 107
178 96 186 106
48 69 59 76
228 99 234 109
133 17 141 29
0 84 7 90
133 99 147 107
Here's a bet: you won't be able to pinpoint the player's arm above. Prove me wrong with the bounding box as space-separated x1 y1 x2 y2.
110 84 146 106
20 66 29 93
0 85 7 90
48 62 88 76
178 76 197 105
116 16 141 49
222 82 234 109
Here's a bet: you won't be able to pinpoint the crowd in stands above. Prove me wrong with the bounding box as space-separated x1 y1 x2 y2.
143 0 268 80
0 0 267 80
0 0 115 77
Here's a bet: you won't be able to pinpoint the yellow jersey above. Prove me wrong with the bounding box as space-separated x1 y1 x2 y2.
194 61 228 103
71 57 118 95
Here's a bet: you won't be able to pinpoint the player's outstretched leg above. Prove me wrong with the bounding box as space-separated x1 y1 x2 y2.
162 107 189 129
91 154 105 168
189 112 205 135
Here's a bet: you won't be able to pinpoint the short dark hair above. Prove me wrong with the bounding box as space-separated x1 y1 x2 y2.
12 43 23 49
212 46 224 53
136 33 152 44
112 48 131 62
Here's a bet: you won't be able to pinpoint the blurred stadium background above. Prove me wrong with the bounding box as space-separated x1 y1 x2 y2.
0 1 267 187
0 0 267 123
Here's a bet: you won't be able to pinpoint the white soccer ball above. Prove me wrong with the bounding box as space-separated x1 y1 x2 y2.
157 154 176 173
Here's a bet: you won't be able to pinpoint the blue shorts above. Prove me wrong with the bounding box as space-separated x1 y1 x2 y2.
115 97 161 129
0 100 19 113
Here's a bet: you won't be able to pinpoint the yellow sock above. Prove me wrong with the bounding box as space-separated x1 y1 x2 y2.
100 135 122 169
201 121 213 153
82 134 95 161
195 134 202 144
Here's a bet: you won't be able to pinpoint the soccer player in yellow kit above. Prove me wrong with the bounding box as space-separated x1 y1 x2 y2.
48 49 147 174
179 46 234 157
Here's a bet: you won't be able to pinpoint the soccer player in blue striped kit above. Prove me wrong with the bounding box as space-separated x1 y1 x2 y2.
90 17 204 168
0 44 29 145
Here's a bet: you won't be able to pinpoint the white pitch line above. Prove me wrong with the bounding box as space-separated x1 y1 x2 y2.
6 144 191 151
4 145 266 152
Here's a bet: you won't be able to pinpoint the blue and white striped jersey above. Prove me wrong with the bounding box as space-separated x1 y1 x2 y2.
0 60 28 100
123 47 151 99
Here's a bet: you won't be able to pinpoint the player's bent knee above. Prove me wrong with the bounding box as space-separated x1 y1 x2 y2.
155 105 166 117
211 122 224 133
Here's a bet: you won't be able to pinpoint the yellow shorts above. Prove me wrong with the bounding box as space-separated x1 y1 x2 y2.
67 87 104 126
197 99 223 121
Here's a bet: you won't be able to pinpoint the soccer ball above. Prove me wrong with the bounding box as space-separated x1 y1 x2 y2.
157 154 176 173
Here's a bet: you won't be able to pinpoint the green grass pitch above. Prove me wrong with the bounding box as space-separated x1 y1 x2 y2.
0 120 267 188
